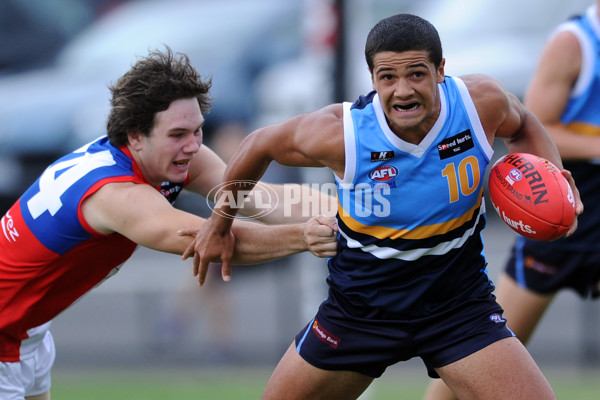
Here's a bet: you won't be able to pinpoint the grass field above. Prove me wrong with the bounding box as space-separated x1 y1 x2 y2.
51 365 600 399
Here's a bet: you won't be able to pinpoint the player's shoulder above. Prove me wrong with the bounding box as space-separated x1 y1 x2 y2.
312 103 344 135
459 74 514 116
293 103 344 138
82 179 162 234
458 74 524 141
314 103 344 120
552 25 584 42
312 103 345 137
87 180 146 204
459 74 508 99
553 28 587 66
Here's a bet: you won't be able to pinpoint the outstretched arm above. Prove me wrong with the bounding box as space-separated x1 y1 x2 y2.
179 214 338 283
183 104 346 284
81 181 337 277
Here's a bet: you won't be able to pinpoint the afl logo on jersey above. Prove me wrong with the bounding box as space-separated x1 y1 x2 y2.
369 165 398 182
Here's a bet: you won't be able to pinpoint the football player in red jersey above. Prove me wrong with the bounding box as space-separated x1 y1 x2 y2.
0 47 337 400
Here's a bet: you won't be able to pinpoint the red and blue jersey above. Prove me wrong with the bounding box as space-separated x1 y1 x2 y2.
0 136 185 361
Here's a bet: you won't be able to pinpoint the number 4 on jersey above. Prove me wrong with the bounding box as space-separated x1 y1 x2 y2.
27 151 116 219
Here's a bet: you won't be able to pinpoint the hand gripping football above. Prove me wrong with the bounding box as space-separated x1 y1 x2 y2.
488 153 576 241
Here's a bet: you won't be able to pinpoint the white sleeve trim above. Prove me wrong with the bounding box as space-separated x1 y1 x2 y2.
452 77 494 161
555 20 595 98
335 101 356 187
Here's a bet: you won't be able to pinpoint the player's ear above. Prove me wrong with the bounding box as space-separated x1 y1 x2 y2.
127 130 144 151
370 67 376 91
437 58 445 83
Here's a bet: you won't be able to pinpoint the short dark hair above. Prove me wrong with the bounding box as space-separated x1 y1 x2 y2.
365 14 443 71
107 46 212 146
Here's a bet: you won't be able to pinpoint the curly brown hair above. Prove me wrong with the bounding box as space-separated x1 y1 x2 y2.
107 46 212 146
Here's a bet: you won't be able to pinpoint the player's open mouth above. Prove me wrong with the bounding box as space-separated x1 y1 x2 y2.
394 103 420 111
173 160 190 167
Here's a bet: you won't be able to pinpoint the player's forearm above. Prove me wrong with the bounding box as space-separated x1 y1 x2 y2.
214 131 274 223
504 111 564 169
230 220 306 264
253 185 337 225
132 212 205 256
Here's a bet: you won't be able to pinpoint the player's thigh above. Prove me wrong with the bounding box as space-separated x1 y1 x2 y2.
495 273 555 343
26 392 50 400
262 343 373 400
436 337 556 400
422 377 458 400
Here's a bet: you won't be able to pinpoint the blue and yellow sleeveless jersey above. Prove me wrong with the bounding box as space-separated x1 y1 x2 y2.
328 76 495 319
526 5 600 250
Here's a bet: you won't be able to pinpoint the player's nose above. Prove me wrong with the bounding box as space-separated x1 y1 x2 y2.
184 134 201 154
394 78 415 97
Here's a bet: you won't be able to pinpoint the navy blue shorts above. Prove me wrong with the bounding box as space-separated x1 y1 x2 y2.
294 291 514 378
505 238 600 298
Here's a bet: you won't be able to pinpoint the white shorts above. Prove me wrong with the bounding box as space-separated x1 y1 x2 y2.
0 331 55 399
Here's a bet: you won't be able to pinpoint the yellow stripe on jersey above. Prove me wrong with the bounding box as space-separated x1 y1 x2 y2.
338 188 483 240
562 122 600 136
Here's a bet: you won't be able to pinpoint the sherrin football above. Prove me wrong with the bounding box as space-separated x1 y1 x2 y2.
488 153 576 241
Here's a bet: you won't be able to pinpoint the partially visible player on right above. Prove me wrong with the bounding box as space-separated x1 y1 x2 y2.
424 2 600 399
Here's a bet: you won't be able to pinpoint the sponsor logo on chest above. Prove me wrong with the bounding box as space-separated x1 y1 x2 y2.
437 130 474 160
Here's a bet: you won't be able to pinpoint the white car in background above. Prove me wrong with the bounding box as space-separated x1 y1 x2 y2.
0 0 302 157
0 0 304 204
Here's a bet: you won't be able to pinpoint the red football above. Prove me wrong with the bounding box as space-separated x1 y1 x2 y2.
488 153 576 241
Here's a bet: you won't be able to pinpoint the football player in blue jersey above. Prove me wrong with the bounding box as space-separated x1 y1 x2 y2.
186 13 583 400
425 1 600 399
